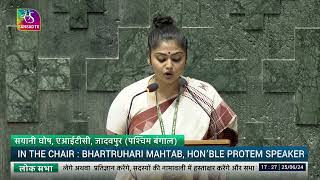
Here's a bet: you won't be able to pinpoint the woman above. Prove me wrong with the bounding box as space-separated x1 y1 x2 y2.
106 16 238 179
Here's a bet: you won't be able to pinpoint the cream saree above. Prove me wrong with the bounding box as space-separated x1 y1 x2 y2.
106 75 238 179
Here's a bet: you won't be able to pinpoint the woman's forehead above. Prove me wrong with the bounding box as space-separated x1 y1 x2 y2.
152 40 185 54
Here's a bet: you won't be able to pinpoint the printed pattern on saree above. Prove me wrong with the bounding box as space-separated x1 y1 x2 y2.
128 98 176 134
183 85 236 135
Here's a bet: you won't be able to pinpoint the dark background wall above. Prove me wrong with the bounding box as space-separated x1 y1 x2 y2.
1 0 319 179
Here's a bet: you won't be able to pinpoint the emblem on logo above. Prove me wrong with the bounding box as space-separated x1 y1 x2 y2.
17 9 41 31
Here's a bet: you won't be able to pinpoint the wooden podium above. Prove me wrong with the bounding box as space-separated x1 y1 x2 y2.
184 139 230 146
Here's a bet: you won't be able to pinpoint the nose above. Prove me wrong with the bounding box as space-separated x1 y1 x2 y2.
165 59 173 69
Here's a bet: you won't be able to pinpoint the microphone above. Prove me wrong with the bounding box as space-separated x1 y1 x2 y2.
180 77 218 139
179 77 188 88
125 83 159 134
146 83 159 93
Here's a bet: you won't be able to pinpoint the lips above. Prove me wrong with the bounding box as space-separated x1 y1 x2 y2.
164 72 174 78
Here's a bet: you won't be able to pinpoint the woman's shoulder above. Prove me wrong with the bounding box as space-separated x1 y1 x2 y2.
185 76 219 95
185 76 216 90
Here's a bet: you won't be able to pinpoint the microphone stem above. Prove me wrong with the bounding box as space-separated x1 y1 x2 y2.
125 91 146 134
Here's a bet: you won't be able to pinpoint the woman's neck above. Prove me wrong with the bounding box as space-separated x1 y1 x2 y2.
152 76 179 99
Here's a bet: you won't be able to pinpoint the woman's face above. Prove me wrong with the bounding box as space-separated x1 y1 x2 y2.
149 40 186 85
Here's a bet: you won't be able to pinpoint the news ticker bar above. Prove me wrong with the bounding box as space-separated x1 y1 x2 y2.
11 146 308 162
11 135 183 147
12 162 307 173
10 162 308 178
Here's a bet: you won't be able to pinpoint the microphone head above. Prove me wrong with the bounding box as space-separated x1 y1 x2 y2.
146 83 159 92
179 77 188 87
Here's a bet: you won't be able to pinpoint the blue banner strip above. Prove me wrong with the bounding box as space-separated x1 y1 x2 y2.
11 146 308 162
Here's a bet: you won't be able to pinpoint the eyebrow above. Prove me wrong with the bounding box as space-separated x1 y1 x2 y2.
154 52 184 56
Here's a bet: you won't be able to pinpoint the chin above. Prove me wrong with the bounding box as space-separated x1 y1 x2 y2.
156 75 179 84
164 77 179 84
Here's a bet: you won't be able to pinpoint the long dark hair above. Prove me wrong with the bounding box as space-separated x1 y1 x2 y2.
148 16 188 58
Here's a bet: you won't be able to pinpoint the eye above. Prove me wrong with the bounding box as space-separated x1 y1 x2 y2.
172 58 181 62
170 53 184 62
171 55 183 62
156 56 167 62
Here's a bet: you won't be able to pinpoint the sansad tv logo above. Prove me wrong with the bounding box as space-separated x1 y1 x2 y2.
17 9 41 31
